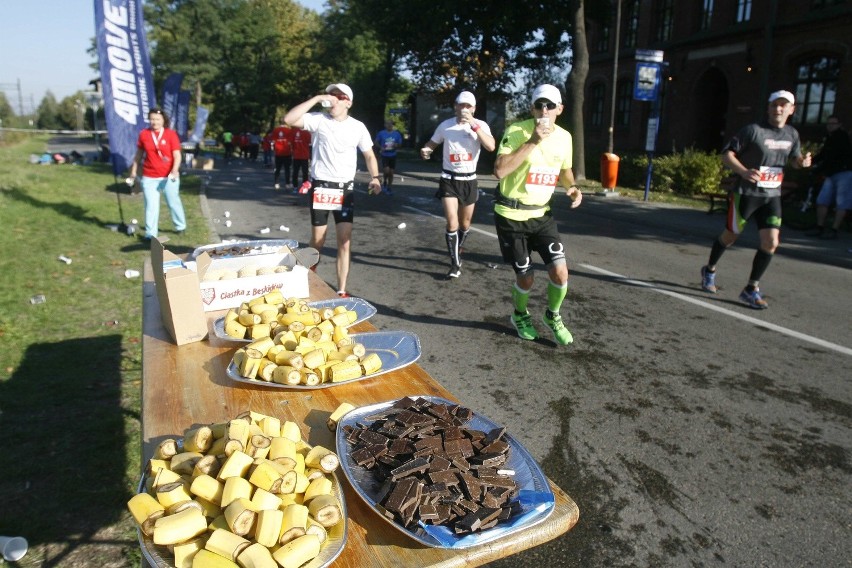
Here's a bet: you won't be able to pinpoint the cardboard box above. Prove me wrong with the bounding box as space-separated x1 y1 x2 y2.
192 156 215 170
195 247 311 311
151 238 209 345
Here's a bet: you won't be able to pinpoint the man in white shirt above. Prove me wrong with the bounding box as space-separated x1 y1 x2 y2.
421 91 496 278
285 83 382 297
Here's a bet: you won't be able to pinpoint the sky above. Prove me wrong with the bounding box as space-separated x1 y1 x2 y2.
0 0 326 115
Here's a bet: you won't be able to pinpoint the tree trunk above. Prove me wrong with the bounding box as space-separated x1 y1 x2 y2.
565 0 589 180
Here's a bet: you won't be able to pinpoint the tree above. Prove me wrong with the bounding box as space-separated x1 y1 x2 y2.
565 0 590 180
0 92 13 125
36 92 62 130
145 0 329 134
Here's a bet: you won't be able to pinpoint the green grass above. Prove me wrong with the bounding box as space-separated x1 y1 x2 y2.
0 135 207 567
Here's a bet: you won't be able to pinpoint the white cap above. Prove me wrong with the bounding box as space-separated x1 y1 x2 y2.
455 91 476 106
531 84 562 105
768 90 795 105
325 83 354 101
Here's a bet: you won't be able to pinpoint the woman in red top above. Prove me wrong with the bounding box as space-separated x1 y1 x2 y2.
128 107 186 240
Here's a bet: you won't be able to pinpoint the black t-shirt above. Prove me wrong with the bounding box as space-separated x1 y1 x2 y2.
722 120 801 197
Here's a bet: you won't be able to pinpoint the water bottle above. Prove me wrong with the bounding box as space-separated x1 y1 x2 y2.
299 181 312 194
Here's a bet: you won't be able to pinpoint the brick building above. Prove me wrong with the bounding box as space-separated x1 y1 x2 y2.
585 0 852 156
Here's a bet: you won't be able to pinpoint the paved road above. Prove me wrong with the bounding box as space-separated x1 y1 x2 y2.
198 155 850 567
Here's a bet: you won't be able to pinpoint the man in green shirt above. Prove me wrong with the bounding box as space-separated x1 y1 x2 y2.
493 84 583 345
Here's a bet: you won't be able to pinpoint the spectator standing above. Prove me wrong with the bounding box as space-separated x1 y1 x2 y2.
284 83 382 297
700 90 812 309
248 132 261 162
420 91 496 278
128 107 186 240
291 127 312 190
262 131 273 167
375 119 403 194
810 115 852 239
492 84 582 345
271 119 294 190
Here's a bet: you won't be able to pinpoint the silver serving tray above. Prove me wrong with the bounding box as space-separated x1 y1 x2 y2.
135 463 347 567
190 239 300 260
213 297 378 343
335 395 555 549
226 331 421 389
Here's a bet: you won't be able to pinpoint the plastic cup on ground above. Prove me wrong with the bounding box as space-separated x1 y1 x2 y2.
398 223 406 229
125 269 141 279
0 536 28 562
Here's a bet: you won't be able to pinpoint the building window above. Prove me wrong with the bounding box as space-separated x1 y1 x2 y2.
701 0 714 30
794 56 840 124
655 0 674 42
590 83 605 127
624 0 640 49
736 0 752 22
616 79 633 127
597 25 610 53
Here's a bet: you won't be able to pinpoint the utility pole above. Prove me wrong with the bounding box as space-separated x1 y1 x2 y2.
607 0 622 154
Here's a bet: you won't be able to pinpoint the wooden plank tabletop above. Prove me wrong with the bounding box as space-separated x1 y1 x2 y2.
141 259 579 567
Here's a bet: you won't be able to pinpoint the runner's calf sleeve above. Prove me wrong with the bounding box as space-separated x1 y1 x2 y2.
547 280 568 313
445 230 461 265
707 237 728 268
512 283 531 313
748 249 773 284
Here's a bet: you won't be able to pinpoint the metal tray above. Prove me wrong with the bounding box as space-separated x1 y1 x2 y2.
213 297 378 343
135 462 347 567
226 331 421 389
334 395 555 549
190 239 300 260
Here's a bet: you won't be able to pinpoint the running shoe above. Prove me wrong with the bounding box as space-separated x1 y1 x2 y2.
739 287 768 309
700 266 717 293
447 264 461 278
542 312 574 345
337 290 350 298
510 311 539 341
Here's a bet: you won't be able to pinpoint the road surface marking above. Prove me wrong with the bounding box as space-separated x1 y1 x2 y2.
402 203 852 357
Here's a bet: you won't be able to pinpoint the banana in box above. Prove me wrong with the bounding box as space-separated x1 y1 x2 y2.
195 244 314 312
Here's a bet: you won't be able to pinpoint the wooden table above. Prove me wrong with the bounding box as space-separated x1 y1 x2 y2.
141 260 579 566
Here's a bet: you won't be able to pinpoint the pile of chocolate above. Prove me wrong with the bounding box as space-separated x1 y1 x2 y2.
342 396 520 535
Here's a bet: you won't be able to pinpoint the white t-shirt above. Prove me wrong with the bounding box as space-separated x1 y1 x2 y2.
302 112 373 182
429 117 492 174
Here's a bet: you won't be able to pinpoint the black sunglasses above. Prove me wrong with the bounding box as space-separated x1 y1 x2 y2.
534 101 557 110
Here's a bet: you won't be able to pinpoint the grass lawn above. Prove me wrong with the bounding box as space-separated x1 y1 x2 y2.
0 134 207 567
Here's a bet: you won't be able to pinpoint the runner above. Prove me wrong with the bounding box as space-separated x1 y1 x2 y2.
284 83 382 297
420 91 495 278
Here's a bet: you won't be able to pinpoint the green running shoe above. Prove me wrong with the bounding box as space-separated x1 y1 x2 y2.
542 312 574 345
510 311 538 341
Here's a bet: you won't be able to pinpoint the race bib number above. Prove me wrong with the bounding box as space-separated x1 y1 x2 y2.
312 186 344 210
449 152 473 164
525 166 560 192
383 139 396 151
757 166 783 189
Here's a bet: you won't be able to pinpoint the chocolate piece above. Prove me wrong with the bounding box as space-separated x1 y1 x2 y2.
384 477 417 514
390 457 430 481
428 455 452 472
459 472 482 501
359 430 390 446
481 439 510 455
484 427 506 444
419 503 440 522
351 447 376 468
454 512 481 534
387 438 414 457
444 438 475 458
428 469 459 486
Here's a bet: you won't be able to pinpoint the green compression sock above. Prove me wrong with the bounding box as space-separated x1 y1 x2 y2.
546 280 568 313
511 283 531 313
